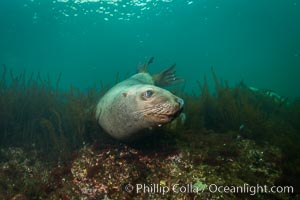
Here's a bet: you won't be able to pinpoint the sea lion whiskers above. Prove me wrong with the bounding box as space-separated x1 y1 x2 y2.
96 58 184 140
132 105 162 118
133 103 178 118
131 107 156 119
133 105 161 115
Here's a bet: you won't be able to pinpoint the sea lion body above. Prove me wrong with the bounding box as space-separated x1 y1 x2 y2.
96 59 184 141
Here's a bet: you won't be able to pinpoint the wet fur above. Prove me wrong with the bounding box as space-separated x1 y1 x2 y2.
96 73 182 141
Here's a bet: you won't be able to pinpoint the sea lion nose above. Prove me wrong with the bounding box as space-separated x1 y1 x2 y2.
176 98 184 108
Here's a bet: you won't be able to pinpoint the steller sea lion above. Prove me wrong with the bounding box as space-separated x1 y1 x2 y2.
95 57 184 141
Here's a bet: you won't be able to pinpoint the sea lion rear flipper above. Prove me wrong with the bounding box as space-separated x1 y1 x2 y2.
138 57 154 73
153 64 184 87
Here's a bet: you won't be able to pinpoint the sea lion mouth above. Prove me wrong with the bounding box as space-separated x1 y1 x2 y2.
156 112 180 123
133 97 184 125
143 103 184 124
161 105 184 121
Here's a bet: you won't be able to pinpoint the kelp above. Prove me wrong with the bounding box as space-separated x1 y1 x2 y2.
182 67 292 137
0 66 104 161
180 67 300 193
0 65 300 196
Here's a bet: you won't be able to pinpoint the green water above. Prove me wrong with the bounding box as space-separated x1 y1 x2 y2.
0 0 299 97
0 1 300 198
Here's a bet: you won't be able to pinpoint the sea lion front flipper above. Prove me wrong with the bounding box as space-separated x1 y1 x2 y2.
153 64 184 87
138 57 154 73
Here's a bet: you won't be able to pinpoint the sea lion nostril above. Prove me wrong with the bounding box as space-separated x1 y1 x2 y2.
96 57 183 141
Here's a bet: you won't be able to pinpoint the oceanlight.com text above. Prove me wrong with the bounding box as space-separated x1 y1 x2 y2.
124 183 294 196
208 183 293 196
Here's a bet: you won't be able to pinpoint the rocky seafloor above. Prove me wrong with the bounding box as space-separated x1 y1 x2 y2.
0 130 296 200
1 66 299 199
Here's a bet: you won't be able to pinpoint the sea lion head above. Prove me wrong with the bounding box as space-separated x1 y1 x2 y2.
128 85 184 127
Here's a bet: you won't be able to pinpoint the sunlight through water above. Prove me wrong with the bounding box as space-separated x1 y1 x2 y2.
25 0 197 22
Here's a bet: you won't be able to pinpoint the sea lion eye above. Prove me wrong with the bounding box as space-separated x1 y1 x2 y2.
144 90 154 98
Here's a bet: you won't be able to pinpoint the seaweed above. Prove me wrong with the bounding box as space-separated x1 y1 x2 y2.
179 67 300 194
0 66 103 161
0 65 299 199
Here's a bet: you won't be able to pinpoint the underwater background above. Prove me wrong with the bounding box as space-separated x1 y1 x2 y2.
1 0 300 97
0 0 300 199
